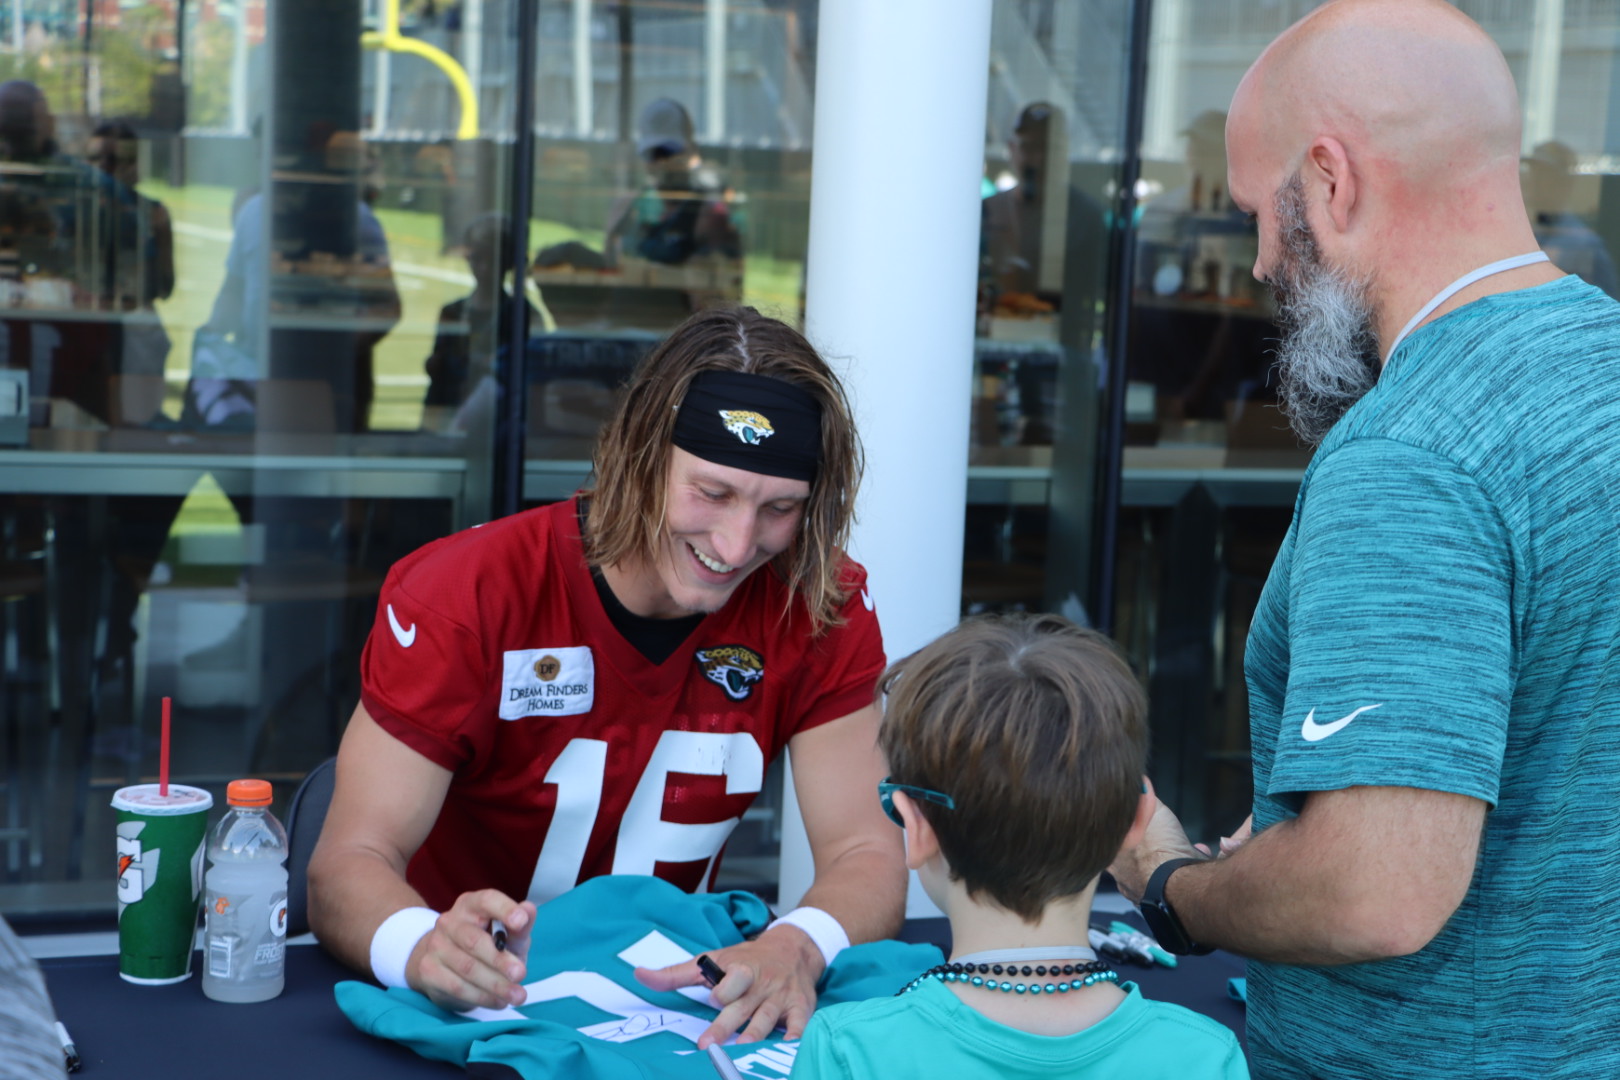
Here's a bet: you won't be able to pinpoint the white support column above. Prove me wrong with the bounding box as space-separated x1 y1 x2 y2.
704 0 726 143
779 0 992 919
230 1 250 135
371 47 391 137
573 0 594 137
1142 0 1187 163
1524 0 1565 148
464 0 485 124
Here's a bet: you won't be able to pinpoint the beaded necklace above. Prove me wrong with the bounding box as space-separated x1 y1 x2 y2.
897 946 1118 998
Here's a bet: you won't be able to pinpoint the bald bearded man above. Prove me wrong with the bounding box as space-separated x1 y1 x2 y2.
1111 3 1620 1077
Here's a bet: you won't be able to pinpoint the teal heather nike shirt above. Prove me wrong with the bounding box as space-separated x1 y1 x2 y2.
1243 276 1620 1079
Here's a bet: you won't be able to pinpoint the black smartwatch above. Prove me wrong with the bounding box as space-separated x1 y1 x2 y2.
1137 857 1214 956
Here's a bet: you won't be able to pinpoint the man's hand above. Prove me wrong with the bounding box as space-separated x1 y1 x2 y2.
406 889 539 1013
1194 814 1253 860
1108 795 1205 903
635 924 823 1049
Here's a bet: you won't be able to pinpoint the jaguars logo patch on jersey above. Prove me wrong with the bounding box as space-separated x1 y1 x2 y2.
695 645 765 701
719 410 775 445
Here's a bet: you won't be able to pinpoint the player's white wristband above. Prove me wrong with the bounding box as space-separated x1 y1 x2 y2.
369 906 441 989
766 906 850 970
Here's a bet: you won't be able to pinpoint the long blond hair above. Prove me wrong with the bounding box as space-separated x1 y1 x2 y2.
585 306 863 634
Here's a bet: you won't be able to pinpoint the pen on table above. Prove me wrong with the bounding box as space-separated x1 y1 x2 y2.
1108 920 1177 967
56 1021 81 1074
696 953 726 988
1088 926 1150 966
490 918 508 952
705 1043 746 1080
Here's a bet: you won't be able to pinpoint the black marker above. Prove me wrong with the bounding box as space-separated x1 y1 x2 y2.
696 953 726 987
490 918 508 952
55 1022 81 1074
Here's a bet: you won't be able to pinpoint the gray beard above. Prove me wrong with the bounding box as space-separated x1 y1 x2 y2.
1269 176 1382 446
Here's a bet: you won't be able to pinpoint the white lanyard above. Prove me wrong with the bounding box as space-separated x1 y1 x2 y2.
953 946 1098 965
1385 251 1550 359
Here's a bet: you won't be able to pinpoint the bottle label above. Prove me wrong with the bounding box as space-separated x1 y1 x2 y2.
208 934 235 978
203 881 288 981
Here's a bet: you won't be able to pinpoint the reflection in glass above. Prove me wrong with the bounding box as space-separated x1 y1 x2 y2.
1524 140 1617 296
971 11 1122 621
532 95 745 333
1117 0 1620 841
0 0 509 916
517 2 817 897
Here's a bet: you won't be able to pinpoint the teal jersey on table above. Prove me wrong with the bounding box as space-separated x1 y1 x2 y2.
795 978 1247 1079
1244 276 1620 1078
335 876 942 1080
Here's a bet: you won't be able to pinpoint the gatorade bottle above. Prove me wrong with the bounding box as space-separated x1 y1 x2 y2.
202 779 289 1002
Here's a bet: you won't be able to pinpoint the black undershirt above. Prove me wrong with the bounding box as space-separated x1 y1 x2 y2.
577 500 706 666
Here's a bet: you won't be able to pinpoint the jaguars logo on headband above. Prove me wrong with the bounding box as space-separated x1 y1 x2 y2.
695 645 765 701
719 410 775 446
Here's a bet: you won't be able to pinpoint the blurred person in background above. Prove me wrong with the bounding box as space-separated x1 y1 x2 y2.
420 212 541 433
85 118 184 668
1 84 179 668
196 126 400 434
534 97 742 271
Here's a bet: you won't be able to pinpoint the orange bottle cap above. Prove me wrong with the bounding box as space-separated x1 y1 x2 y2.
226 778 273 807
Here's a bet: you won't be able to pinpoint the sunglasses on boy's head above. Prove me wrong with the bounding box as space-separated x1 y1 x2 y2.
877 777 956 827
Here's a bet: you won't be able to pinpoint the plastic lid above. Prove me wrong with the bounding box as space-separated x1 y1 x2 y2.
226 778 273 807
110 784 213 814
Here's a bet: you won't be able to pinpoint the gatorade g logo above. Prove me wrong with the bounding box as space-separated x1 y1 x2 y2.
115 821 159 906
271 897 289 938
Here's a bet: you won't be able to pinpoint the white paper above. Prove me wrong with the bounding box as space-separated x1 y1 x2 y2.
617 930 719 1006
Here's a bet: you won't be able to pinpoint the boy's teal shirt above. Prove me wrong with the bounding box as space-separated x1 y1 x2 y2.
335 876 941 1079
1245 276 1620 1078
796 978 1248 1079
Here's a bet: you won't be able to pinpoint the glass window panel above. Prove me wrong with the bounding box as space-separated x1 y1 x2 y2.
1128 0 1323 840
0 0 516 917
1123 0 1620 840
968 0 1131 624
10 0 1611 922
513 0 817 895
519 0 809 504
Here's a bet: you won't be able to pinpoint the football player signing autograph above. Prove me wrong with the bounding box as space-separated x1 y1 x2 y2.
307 306 906 1047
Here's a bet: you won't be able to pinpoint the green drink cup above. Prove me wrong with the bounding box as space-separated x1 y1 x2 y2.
112 784 214 984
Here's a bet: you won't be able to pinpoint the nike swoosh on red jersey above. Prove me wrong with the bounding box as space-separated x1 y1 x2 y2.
387 604 417 648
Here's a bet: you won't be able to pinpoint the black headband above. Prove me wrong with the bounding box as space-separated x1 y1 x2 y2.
671 370 822 482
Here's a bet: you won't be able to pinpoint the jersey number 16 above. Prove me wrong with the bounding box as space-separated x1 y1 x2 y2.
526 730 766 904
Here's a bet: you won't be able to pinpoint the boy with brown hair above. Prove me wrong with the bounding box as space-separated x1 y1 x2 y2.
794 613 1248 1078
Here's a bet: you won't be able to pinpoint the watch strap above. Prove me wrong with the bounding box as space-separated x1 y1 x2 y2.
1141 857 1214 956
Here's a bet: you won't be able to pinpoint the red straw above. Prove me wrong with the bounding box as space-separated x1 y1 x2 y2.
160 696 171 797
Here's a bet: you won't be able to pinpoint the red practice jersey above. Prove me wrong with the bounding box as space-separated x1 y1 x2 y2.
360 499 885 911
